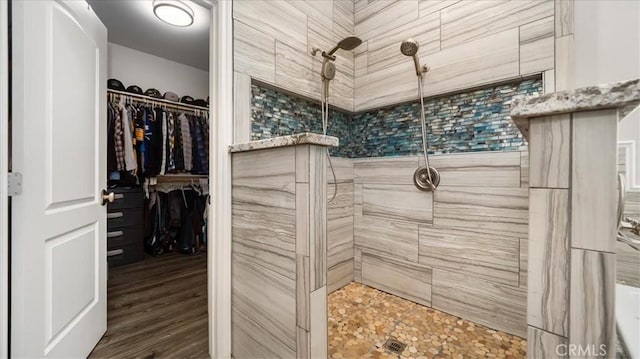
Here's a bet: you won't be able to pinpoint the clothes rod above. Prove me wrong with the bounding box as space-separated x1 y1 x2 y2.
108 89 210 112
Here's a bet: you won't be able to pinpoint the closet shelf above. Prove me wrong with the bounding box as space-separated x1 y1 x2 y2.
155 174 208 183
108 89 210 112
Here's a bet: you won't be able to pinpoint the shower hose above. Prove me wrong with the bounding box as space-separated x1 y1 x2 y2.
322 79 338 204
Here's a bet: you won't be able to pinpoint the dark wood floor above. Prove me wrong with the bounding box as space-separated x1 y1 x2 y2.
89 253 209 359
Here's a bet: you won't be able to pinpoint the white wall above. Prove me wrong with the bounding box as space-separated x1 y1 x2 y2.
108 42 209 99
574 0 640 88
574 1 640 192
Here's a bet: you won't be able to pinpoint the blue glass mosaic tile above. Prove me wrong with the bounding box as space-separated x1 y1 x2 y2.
250 78 542 158
251 85 351 157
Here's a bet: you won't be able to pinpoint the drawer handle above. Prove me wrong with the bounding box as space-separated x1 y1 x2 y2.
107 212 123 219
114 193 125 200
107 230 124 238
107 249 124 257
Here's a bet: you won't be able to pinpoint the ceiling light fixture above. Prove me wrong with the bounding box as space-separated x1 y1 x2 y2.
153 0 194 27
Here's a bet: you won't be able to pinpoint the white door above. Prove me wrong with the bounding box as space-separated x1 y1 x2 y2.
11 0 108 357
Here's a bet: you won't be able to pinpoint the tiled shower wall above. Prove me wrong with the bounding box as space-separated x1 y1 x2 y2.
251 77 538 337
233 0 355 110
353 0 555 111
352 152 529 337
251 78 542 157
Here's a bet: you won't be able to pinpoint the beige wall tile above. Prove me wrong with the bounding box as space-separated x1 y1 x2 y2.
555 35 575 91
432 268 527 337
366 11 440 74
527 326 568 358
440 0 553 48
355 1 419 39
354 216 419 263
354 156 419 185
232 253 296 357
362 184 433 224
355 29 520 111
361 252 432 306
519 237 528 288
419 0 460 17
234 72 252 144
569 249 616 356
528 189 569 336
434 186 529 238
233 20 275 83
425 151 522 188
419 226 519 286
571 110 618 252
519 16 555 75
233 0 307 48
555 0 574 37
520 151 529 188
529 115 571 188
275 41 319 100
310 287 328 359
328 258 354 293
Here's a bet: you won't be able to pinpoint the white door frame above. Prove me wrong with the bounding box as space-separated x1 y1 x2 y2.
208 0 233 357
0 0 234 355
0 0 9 357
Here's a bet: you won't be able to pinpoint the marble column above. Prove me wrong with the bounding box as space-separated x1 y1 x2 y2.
511 79 639 358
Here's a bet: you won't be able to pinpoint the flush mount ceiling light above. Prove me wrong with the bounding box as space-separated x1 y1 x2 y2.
153 0 194 27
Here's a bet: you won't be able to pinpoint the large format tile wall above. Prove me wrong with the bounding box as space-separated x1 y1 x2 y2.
353 0 556 111
233 0 573 141
231 145 329 359
233 0 355 111
327 158 355 293
352 151 529 337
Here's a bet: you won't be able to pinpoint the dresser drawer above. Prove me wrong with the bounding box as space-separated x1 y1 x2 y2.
107 188 144 211
107 208 143 230
107 226 143 249
107 242 144 267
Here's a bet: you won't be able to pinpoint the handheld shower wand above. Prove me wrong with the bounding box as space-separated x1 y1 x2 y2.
400 39 439 191
312 36 363 203
400 39 429 77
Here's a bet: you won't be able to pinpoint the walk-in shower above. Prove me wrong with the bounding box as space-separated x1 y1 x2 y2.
312 36 363 202
401 39 440 191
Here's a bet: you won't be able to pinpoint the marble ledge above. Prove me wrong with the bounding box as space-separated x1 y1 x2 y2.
229 132 339 153
510 79 640 140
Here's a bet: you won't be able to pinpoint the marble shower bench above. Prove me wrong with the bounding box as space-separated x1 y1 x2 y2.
229 133 338 359
510 79 639 358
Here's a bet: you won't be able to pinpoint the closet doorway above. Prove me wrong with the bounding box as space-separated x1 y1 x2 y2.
87 1 213 357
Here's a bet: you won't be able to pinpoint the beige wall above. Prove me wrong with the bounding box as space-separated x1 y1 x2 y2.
353 0 555 111
233 0 355 111
351 151 529 337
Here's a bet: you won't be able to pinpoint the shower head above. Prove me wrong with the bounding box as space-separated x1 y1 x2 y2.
400 39 419 56
400 39 424 77
326 36 363 57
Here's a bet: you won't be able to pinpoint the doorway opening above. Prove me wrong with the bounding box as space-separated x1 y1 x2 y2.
87 1 211 357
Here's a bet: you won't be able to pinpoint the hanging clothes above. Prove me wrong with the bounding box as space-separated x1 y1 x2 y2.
179 113 193 172
106 92 210 184
120 101 137 171
144 188 208 256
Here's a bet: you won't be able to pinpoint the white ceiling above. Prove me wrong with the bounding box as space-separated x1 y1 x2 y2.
88 0 210 71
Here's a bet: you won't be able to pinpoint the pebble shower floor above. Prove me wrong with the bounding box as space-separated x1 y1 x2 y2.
328 283 527 359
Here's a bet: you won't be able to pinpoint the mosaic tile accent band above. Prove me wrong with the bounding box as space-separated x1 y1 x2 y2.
251 78 542 158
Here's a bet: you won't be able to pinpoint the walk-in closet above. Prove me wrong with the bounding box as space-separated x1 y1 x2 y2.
86 1 210 357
